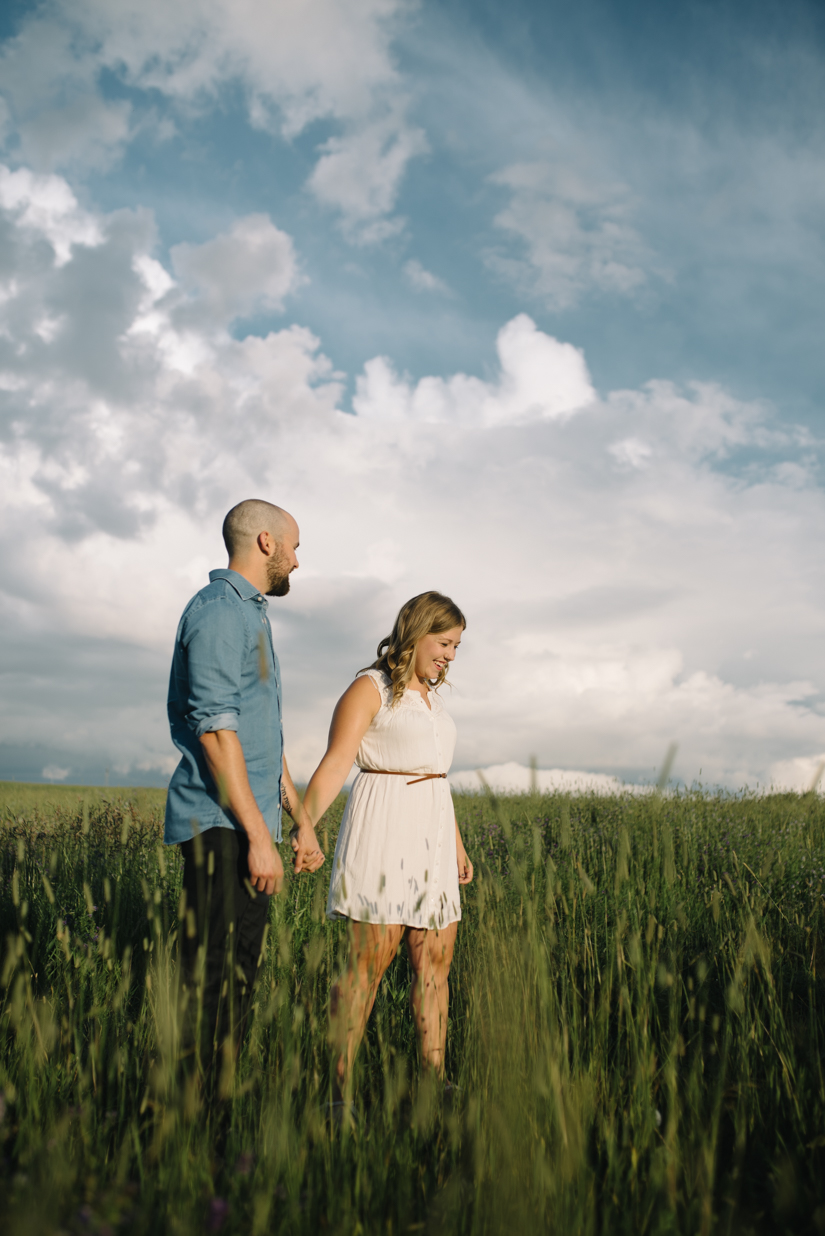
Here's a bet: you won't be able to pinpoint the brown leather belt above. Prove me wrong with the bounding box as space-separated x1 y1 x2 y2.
363 769 448 786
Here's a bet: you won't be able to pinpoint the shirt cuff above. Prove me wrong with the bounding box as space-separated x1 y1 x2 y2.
194 712 239 738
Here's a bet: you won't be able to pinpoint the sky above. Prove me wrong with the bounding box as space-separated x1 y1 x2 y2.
1 0 825 791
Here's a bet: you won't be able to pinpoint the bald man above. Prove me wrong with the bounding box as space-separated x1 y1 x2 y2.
165 499 324 1080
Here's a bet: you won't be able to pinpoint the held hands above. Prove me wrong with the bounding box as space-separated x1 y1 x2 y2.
290 822 326 874
246 821 324 895
281 766 325 874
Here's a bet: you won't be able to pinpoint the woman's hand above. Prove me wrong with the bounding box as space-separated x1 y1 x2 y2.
455 820 473 885
289 822 325 873
457 843 473 885
280 757 325 874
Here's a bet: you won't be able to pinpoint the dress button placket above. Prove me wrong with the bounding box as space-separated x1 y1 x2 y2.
431 709 445 918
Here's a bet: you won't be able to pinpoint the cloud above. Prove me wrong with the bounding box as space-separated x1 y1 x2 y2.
70 0 405 130
170 213 301 321
449 762 634 795
0 168 338 548
0 164 102 264
0 0 405 135
768 754 825 794
403 259 451 295
353 313 595 424
18 95 132 174
488 161 653 310
1 162 825 790
0 0 423 236
308 110 427 240
609 437 653 470
0 13 134 172
42 765 70 781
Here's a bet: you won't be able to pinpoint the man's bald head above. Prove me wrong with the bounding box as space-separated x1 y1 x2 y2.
222 500 291 559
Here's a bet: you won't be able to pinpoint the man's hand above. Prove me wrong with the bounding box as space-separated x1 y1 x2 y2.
289 822 326 874
248 824 284 896
200 729 286 896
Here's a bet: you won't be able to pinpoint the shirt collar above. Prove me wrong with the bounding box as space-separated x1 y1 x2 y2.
209 568 266 603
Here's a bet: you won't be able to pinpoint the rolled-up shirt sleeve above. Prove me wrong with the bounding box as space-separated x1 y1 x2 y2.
180 598 247 738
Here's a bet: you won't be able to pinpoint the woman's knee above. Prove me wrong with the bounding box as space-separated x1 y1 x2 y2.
408 928 455 979
352 926 401 984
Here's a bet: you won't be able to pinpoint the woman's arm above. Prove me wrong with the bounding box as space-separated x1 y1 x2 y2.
281 756 325 873
302 676 382 826
455 817 473 885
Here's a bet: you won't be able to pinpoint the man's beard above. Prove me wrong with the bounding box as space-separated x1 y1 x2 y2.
265 549 291 596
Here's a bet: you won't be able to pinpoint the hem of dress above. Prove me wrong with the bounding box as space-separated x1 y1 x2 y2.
325 908 462 928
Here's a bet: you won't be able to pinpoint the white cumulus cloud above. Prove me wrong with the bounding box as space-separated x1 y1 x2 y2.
1 164 824 790
768 754 825 794
170 213 301 322
449 762 634 795
0 164 102 264
353 313 595 425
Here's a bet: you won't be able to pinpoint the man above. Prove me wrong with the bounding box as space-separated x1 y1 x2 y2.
165 498 324 1082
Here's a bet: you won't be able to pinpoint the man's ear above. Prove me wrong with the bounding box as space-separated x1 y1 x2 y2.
257 530 274 555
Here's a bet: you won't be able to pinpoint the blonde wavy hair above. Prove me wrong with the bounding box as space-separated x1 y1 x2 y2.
364 591 466 707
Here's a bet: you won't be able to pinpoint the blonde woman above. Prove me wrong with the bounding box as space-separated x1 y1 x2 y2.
301 591 473 1094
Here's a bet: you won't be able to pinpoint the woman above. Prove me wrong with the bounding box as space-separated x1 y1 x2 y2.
302 591 473 1093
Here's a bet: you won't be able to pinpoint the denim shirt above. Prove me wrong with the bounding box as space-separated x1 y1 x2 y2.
164 569 283 845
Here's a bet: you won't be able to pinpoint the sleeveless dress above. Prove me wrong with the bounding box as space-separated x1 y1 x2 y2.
326 669 461 929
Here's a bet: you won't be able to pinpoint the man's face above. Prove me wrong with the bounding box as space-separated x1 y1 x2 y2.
265 518 299 596
265 545 292 596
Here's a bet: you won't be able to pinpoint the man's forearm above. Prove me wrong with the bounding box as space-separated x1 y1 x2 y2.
199 729 283 895
199 730 269 841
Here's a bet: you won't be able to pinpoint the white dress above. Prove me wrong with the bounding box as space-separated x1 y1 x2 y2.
326 669 461 929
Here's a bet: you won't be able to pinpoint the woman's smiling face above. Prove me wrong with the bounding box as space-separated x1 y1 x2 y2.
413 626 464 683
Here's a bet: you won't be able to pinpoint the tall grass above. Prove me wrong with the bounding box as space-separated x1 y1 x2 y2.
0 782 166 816
0 785 823 1233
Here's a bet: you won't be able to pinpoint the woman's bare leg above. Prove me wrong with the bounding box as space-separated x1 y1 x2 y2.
329 920 404 1094
406 922 458 1077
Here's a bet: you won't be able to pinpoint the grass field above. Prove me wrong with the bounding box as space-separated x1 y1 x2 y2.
0 782 167 816
1 783 824 1234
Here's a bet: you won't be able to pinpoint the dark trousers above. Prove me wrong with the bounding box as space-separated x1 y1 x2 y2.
178 827 270 1084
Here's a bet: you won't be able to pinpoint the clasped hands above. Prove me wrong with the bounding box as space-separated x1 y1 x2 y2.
289 820 326 874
